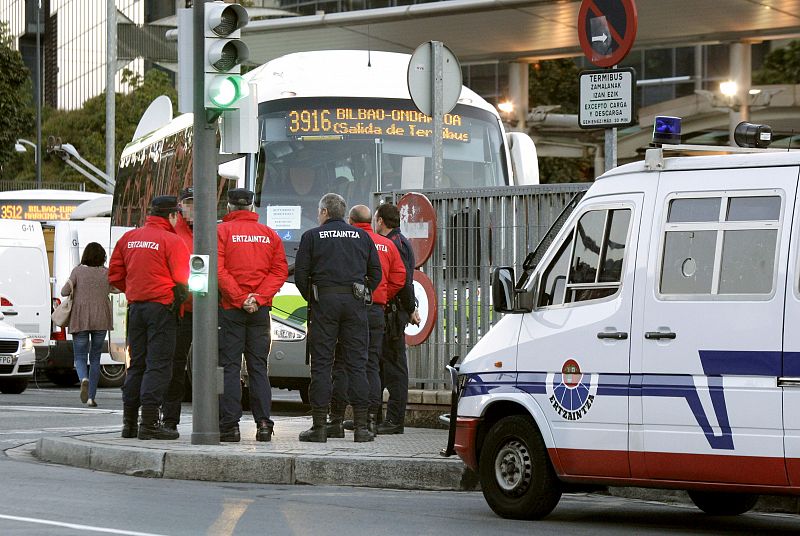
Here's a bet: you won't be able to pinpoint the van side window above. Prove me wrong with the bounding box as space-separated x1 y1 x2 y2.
660 195 780 296
538 208 631 307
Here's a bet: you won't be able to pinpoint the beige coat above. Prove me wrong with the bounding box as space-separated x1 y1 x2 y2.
61 265 114 332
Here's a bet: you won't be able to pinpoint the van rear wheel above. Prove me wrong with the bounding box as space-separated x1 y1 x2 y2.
687 491 758 515
479 415 561 520
98 364 126 387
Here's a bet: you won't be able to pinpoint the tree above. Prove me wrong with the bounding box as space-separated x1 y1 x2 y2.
8 67 177 188
753 40 800 84
0 21 35 170
529 59 592 183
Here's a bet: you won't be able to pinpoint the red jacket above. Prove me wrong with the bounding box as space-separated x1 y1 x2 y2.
174 213 194 312
108 216 190 305
217 210 288 310
353 222 406 305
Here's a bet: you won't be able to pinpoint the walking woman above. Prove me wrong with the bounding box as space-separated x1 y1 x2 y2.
61 242 115 407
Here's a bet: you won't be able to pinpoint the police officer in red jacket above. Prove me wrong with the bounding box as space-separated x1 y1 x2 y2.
294 193 382 443
217 188 288 442
109 196 190 440
162 187 194 431
327 205 406 438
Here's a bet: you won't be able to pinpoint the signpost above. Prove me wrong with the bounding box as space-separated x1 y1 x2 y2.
577 0 638 171
579 67 636 129
407 41 462 189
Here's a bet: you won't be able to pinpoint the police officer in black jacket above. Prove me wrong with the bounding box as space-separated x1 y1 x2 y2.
294 193 382 442
374 203 419 434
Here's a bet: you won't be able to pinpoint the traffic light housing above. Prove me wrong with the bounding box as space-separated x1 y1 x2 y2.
204 1 249 111
189 254 210 295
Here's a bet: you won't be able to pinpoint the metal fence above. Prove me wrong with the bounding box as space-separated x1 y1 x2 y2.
377 183 590 389
0 181 85 192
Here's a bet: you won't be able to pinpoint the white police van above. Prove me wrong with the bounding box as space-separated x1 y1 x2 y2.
443 119 800 519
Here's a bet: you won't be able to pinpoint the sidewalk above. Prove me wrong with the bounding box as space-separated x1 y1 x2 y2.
34 416 478 491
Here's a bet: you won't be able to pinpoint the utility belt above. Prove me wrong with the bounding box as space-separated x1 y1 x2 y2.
312 283 372 305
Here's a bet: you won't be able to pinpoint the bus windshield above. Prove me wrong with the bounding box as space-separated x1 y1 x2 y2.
254 97 508 263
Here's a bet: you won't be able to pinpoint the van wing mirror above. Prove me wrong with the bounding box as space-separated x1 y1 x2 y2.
492 266 535 314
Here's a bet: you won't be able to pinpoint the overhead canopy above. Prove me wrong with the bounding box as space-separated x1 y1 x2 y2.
243 0 800 65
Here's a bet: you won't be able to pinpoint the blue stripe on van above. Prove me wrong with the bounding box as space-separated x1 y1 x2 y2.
698 350 782 376
784 352 800 377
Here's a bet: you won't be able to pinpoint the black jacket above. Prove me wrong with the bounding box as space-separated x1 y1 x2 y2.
294 218 382 302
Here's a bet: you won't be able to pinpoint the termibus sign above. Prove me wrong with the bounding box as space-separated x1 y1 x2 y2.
578 67 636 129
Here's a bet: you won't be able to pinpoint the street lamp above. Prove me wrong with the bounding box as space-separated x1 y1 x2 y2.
14 139 38 167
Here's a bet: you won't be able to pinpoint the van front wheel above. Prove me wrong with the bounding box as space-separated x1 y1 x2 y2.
479 415 561 520
687 491 758 515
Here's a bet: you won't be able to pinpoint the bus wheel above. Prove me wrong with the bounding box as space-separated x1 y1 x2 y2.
479 415 561 520
98 364 126 387
687 491 758 515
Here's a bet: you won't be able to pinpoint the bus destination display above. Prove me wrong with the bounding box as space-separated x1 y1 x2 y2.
0 201 80 221
287 107 471 142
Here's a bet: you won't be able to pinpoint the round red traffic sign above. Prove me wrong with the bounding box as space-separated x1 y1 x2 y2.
577 0 638 68
405 270 437 347
397 192 436 268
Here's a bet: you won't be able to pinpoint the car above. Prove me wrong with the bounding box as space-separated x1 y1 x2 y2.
0 312 36 394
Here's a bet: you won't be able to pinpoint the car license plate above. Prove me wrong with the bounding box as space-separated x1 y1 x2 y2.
0 355 13 365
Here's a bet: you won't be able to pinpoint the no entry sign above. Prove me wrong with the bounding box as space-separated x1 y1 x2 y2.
397 192 437 268
578 0 638 68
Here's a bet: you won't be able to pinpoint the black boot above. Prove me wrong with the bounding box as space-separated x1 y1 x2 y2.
299 407 328 443
256 420 273 442
325 403 345 439
353 407 374 443
220 424 241 442
121 406 139 438
342 419 355 431
367 413 378 435
138 406 179 440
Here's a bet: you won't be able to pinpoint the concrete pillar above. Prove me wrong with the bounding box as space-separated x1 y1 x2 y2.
729 42 751 145
694 45 703 92
508 62 529 131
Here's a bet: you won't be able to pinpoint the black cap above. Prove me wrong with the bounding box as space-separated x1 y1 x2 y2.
179 187 194 201
150 195 180 216
228 188 254 207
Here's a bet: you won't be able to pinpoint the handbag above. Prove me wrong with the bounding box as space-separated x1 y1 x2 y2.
51 279 73 327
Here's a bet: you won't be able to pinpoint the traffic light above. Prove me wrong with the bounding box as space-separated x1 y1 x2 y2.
204 1 249 112
189 254 209 294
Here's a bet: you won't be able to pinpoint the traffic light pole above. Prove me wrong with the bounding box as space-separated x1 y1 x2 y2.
191 0 220 445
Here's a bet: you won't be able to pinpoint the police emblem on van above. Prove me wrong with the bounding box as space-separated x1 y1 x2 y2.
546 360 597 420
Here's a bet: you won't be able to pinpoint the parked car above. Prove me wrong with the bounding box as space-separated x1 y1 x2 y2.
0 311 36 394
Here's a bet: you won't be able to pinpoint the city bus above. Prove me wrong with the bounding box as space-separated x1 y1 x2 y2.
0 189 105 221
112 49 538 401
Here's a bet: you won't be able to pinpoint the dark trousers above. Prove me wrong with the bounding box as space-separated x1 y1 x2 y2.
308 293 368 409
218 306 272 429
381 314 408 424
331 304 385 411
122 302 176 409
162 311 192 425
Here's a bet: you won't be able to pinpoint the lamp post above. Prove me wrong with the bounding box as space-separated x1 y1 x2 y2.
35 0 42 188
14 139 38 170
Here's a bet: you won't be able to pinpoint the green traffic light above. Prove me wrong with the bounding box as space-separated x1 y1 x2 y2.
188 273 208 293
208 75 245 108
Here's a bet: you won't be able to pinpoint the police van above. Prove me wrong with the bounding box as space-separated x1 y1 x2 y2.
443 119 800 519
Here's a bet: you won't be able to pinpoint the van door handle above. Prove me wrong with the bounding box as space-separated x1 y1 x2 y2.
2 310 19 316
597 331 628 340
645 331 676 340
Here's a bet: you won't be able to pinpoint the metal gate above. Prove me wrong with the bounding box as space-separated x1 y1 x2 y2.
376 183 589 388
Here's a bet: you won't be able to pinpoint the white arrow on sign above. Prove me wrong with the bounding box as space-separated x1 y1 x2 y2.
592 33 608 43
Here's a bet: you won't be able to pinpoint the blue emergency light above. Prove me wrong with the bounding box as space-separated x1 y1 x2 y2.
652 116 681 145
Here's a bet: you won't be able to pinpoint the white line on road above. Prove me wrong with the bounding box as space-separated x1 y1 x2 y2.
0 513 170 536
0 405 122 415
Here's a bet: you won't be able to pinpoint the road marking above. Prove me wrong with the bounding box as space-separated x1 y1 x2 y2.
0 405 122 415
0 513 169 536
1 426 121 435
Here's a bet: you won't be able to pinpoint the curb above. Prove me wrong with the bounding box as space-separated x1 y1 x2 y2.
35 437 477 491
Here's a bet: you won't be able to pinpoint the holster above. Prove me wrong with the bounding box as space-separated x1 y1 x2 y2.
352 282 372 305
